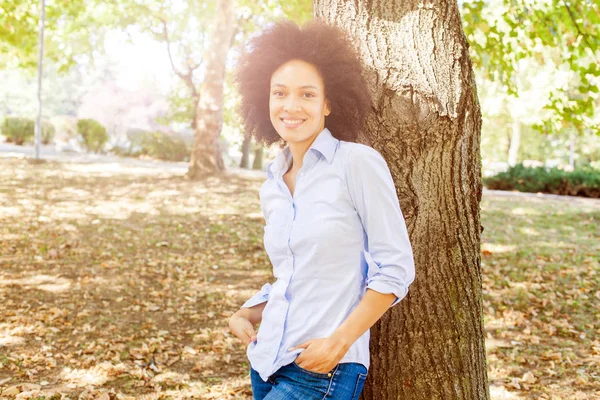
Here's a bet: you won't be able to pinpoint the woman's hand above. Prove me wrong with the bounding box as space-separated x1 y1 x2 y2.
229 312 257 347
289 336 351 374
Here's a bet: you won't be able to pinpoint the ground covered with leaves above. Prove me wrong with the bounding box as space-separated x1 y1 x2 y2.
0 158 598 399
481 193 599 399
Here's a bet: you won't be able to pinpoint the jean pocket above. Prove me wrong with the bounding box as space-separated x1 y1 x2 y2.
291 361 333 379
351 372 367 400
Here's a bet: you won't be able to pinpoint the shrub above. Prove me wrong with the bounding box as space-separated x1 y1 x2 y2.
2 117 56 145
141 131 189 161
124 129 190 161
2 117 33 145
484 163 600 198
77 119 108 153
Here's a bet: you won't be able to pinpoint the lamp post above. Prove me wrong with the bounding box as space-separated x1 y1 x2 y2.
34 0 46 160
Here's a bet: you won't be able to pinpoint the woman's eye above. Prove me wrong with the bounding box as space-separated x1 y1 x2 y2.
273 91 285 97
303 93 315 98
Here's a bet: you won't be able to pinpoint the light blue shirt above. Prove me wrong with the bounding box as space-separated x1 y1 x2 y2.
242 127 415 382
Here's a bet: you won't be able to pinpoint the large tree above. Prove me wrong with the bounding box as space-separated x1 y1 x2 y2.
314 1 488 399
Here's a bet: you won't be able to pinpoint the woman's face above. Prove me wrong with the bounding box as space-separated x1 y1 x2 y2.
269 59 331 146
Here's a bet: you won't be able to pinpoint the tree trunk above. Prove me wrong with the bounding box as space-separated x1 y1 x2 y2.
569 129 575 168
34 0 46 160
187 0 234 179
252 145 263 170
314 1 489 399
240 134 251 169
508 120 521 167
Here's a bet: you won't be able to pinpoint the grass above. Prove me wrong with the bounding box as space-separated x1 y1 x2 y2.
0 158 598 399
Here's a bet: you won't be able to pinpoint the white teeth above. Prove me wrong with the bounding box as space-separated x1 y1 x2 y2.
283 119 304 124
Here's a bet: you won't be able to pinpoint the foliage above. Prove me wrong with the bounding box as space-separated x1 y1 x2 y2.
1 116 55 145
462 0 600 134
484 163 600 197
123 128 190 161
2 117 34 145
517 128 600 166
0 0 110 71
77 118 108 152
480 108 600 166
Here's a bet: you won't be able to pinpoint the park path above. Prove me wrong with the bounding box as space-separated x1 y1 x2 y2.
1 143 598 208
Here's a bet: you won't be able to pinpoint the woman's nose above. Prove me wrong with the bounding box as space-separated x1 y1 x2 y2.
283 97 301 112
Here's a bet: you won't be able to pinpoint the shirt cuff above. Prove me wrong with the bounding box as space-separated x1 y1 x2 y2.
241 282 272 308
364 251 411 308
366 281 404 307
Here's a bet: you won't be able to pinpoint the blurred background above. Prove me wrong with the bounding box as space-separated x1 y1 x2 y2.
1 0 598 195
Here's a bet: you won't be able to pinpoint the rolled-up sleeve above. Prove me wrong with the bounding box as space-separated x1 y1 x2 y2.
241 282 272 308
346 145 416 307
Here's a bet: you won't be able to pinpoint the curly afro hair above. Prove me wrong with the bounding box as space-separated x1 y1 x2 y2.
234 19 373 147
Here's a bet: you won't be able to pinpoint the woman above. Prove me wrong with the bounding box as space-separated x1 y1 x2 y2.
229 20 415 400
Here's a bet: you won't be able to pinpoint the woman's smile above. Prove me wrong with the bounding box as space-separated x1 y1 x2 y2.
281 118 306 128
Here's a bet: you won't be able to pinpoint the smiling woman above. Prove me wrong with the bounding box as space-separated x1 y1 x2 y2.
230 20 416 400
234 20 372 147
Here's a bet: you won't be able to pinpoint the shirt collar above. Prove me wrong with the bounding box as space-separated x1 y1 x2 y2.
267 127 339 180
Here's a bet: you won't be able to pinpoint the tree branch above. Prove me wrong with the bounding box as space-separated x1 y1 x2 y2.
160 18 186 78
562 0 598 62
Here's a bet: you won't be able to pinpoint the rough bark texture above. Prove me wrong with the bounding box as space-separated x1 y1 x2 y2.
187 0 234 179
314 1 489 399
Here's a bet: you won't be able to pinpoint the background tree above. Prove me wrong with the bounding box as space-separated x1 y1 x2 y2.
462 0 600 135
314 0 488 398
186 0 234 177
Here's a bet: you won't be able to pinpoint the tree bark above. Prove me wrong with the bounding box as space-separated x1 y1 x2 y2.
508 120 521 167
187 0 234 179
313 1 489 399
240 134 251 169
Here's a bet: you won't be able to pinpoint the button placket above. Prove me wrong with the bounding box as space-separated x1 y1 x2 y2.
286 201 296 258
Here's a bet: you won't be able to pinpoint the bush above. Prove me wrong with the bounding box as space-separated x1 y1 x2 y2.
2 117 34 144
77 119 108 153
2 117 56 145
484 163 600 198
124 129 190 161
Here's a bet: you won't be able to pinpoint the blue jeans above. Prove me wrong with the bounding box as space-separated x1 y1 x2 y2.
250 362 367 400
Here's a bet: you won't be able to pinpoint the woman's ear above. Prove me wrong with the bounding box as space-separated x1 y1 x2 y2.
325 99 331 116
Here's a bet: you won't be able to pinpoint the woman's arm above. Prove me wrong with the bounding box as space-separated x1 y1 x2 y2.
229 282 271 346
331 289 396 348
290 289 396 369
229 302 267 346
233 301 267 326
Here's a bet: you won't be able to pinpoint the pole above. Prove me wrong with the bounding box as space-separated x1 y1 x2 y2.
34 0 46 159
